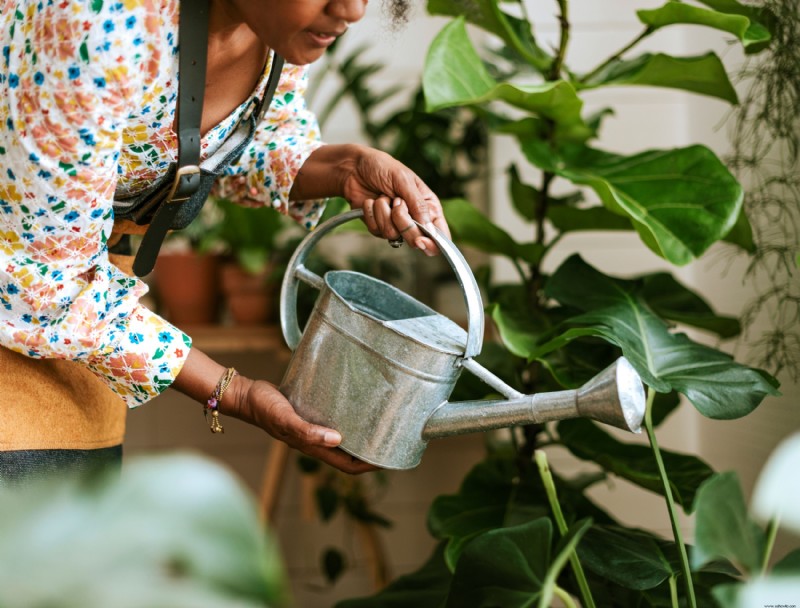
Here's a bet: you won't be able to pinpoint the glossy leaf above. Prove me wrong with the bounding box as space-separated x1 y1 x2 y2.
641 272 741 338
548 205 633 233
424 19 586 133
637 2 771 50
508 165 585 224
722 205 756 252
774 549 800 575
581 52 738 104
336 544 451 608
428 456 613 570
537 255 779 419
521 143 744 266
443 198 543 265
426 0 550 70
445 518 591 608
578 525 677 590
691 472 766 575
558 419 715 509
0 454 287 607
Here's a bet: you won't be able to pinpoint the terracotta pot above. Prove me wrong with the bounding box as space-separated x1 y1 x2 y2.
220 263 277 325
154 252 221 326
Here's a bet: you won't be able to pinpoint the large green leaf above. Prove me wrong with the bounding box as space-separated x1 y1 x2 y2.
548 205 634 233
428 456 613 570
691 472 766 575
637 2 771 51
581 52 738 104
336 544 451 608
424 18 586 135
558 419 715 509
578 525 677 590
641 272 741 338
0 454 286 607
445 518 591 608
426 0 551 70
536 255 779 419
443 198 543 266
521 143 744 266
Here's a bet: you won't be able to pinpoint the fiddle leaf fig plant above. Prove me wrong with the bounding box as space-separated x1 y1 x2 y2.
337 1 792 607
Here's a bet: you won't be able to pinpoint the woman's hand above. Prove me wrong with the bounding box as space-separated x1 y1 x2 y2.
291 144 451 254
173 348 376 475
227 376 376 475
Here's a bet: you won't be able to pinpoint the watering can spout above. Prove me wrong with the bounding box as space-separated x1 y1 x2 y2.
422 357 646 441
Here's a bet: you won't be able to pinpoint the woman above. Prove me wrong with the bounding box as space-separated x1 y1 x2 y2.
0 0 449 479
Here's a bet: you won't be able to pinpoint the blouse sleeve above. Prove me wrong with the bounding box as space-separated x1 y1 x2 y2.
213 62 328 230
0 1 190 407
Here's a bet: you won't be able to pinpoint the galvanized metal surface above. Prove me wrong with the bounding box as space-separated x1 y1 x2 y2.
279 210 646 470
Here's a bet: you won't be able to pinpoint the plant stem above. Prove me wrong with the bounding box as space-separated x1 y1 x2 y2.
535 451 597 608
644 388 697 608
579 26 654 84
760 517 781 573
669 575 679 608
551 0 571 81
553 585 579 608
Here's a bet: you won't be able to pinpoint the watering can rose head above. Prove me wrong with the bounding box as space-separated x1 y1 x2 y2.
279 210 646 469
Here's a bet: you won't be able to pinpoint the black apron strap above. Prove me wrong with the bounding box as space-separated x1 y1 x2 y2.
133 0 209 277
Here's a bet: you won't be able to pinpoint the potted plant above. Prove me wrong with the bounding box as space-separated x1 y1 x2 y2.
215 197 298 326
153 203 224 327
333 1 798 607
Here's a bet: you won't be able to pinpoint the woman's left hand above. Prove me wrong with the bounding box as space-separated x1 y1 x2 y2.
291 143 451 254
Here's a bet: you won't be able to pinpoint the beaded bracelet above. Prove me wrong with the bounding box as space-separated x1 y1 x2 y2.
205 367 238 434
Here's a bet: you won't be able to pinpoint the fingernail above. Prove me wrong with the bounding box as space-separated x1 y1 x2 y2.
323 430 341 445
393 198 401 208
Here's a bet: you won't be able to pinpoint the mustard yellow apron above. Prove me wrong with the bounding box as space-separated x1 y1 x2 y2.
0 220 148 453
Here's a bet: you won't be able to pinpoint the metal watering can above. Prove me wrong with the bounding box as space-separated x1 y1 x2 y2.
279 210 645 470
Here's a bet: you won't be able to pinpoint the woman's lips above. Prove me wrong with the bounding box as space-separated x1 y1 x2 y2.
306 28 346 47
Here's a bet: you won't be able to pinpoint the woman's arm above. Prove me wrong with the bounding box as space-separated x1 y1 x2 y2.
172 348 375 474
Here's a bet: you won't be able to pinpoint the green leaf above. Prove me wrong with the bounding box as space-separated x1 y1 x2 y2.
522 144 744 266
582 52 738 104
428 455 612 570
578 525 677 590
637 2 771 50
424 19 586 135
336 544 451 608
91 0 103 13
691 472 766 574
508 164 537 221
443 198 533 262
774 549 800 575
426 0 551 71
0 454 287 607
538 255 779 419
548 205 633 233
558 419 714 509
444 518 591 608
722 205 756 252
641 273 741 338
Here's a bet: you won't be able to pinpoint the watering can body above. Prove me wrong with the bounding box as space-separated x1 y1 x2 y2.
279 210 645 470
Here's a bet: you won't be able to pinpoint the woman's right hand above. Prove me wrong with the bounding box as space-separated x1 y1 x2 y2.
228 376 377 475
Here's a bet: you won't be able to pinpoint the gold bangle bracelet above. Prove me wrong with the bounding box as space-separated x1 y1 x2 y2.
205 367 238 434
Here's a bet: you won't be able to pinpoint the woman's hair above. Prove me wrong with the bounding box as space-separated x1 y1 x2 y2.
384 0 412 29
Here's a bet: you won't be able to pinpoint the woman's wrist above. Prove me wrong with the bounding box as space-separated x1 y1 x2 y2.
291 143 367 201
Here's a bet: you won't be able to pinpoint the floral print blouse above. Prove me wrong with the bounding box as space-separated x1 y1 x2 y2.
0 0 325 406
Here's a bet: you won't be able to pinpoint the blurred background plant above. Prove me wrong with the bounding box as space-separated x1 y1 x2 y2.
0 453 288 608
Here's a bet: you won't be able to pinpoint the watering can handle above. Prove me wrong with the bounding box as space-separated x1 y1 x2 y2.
280 208 485 358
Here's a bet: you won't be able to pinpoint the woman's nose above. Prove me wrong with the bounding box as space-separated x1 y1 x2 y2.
327 0 368 25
